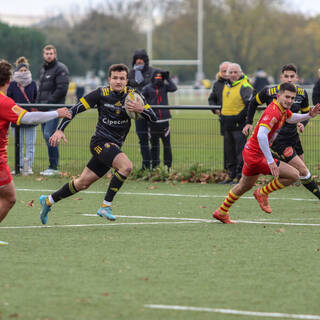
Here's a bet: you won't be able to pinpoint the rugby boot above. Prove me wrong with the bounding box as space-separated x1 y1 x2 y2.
40 195 52 224
213 209 236 224
97 206 116 221
253 189 272 213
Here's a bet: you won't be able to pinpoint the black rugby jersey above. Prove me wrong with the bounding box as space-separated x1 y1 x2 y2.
57 86 157 147
247 84 310 139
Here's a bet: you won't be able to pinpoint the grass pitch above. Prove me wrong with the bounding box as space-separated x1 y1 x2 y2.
1 176 320 320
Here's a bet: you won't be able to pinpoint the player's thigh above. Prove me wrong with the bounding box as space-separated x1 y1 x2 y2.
278 161 299 180
288 155 308 176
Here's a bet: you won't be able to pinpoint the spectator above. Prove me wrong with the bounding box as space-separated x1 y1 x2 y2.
37 44 69 176
252 68 270 92
312 68 320 105
208 61 231 171
128 49 156 170
142 69 177 170
220 63 253 184
0 59 71 226
208 61 231 109
7 56 37 175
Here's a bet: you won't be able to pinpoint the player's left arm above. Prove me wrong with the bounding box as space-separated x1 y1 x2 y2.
287 103 320 123
20 108 71 125
257 125 279 177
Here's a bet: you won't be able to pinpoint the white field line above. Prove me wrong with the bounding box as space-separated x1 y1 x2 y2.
144 304 320 320
16 188 318 202
82 214 213 222
83 214 320 227
0 221 202 230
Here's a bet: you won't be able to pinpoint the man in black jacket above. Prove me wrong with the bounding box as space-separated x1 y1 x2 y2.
142 69 177 170
208 61 230 108
37 44 69 176
128 49 156 170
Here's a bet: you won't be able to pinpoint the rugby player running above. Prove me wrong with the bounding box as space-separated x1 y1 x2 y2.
213 82 320 224
39 64 157 224
243 64 320 200
0 60 71 225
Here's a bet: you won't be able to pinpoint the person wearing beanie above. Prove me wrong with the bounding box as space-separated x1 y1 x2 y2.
7 56 38 175
128 49 157 170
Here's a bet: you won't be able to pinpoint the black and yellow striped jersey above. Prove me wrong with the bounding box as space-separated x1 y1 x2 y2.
57 86 157 147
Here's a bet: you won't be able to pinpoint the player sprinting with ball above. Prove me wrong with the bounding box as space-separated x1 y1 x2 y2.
40 64 157 224
213 82 320 224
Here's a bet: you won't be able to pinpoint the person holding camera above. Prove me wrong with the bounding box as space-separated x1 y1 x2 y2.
142 69 177 170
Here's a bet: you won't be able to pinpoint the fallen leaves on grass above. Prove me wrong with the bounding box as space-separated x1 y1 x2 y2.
59 171 70 177
26 200 34 207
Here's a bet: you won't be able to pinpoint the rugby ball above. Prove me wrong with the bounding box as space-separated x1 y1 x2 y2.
124 92 143 120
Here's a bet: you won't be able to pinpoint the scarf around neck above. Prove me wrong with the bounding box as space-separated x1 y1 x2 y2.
13 71 32 88
133 64 145 84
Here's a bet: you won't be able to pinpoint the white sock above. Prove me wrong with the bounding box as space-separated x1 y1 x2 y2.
300 171 311 180
48 195 55 205
103 201 112 207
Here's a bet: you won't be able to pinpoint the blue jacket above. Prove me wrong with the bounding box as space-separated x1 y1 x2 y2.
7 80 37 127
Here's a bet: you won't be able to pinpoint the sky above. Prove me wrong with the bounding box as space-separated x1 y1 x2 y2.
1 0 320 16
1 0 104 16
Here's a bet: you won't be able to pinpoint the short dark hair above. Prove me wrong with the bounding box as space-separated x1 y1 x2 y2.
108 64 129 77
0 60 12 86
281 64 297 74
279 82 296 93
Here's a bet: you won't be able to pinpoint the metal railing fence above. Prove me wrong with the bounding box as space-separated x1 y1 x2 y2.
8 104 320 177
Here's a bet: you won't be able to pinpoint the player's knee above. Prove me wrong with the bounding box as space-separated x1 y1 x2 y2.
7 195 16 208
119 162 133 177
290 168 300 182
74 180 91 191
298 167 309 177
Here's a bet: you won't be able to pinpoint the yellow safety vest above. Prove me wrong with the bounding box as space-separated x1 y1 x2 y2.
221 78 249 116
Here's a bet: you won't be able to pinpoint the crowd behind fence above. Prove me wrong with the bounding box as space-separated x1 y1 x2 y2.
8 103 320 177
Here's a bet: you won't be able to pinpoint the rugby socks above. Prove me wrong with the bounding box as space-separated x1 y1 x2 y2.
105 171 127 202
50 180 79 204
300 173 320 200
218 189 240 214
259 178 285 195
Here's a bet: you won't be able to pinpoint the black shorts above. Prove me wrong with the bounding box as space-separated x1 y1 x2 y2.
87 141 123 177
271 136 303 162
